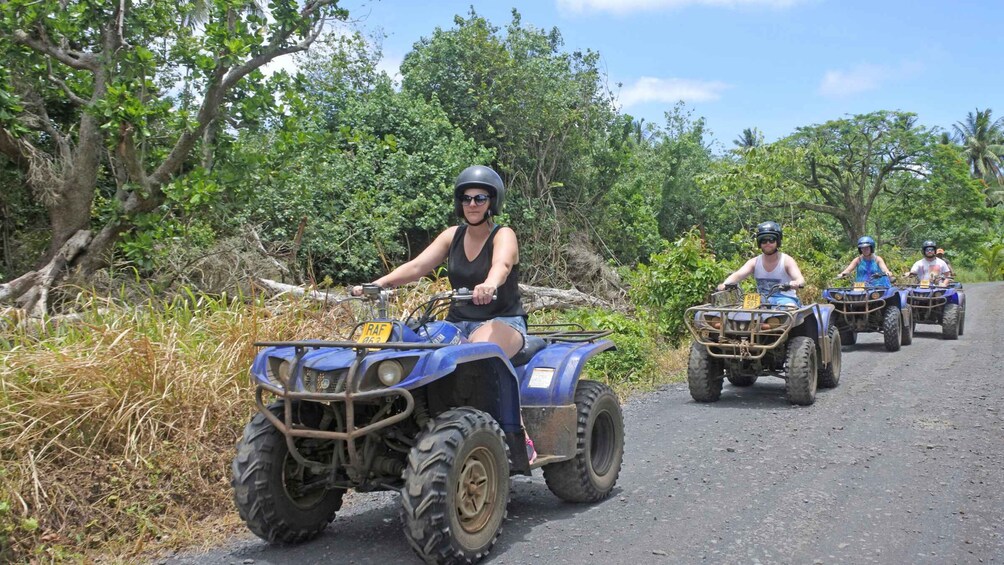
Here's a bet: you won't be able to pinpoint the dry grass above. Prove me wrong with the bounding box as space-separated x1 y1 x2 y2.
0 288 372 563
0 278 668 563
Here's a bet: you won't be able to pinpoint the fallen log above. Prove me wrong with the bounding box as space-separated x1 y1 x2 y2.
254 278 620 313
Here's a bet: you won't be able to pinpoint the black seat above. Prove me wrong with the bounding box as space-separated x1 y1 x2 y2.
510 335 547 366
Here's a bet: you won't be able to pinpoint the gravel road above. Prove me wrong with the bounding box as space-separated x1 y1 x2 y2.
167 282 1004 565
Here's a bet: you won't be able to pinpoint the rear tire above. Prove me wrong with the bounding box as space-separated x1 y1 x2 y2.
401 408 510 565
687 341 724 402
232 402 345 544
882 307 902 352
958 309 965 336
818 325 842 389
901 306 914 345
785 336 817 406
543 380 624 503
942 304 960 340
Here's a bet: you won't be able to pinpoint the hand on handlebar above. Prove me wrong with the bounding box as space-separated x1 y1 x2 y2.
836 273 846 279
471 283 498 306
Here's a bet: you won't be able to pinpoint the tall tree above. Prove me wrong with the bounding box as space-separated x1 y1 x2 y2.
399 9 618 285
0 0 347 314
952 107 1004 184
787 111 934 243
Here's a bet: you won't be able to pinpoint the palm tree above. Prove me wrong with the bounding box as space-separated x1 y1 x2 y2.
952 108 1004 183
733 127 762 150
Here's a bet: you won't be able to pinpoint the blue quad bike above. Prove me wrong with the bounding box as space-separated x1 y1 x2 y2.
902 276 966 340
821 274 914 351
684 284 842 406
231 285 625 565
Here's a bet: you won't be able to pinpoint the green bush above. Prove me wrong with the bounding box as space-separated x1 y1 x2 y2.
627 229 727 342
559 308 662 385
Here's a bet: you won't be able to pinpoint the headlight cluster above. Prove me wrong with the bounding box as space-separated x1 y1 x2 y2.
267 357 292 385
933 290 945 297
831 292 844 300
870 291 883 300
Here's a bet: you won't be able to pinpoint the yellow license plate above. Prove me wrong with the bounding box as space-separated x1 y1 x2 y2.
853 282 865 290
359 322 393 344
919 280 930 288
742 294 762 309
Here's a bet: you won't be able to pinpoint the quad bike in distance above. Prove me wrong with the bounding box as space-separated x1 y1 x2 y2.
231 285 625 565
821 273 914 351
901 274 966 340
684 284 842 406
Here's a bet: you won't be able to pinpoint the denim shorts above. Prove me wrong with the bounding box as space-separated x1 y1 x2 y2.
453 316 528 345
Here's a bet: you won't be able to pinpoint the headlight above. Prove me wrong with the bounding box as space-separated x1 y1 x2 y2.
761 316 783 330
268 357 292 384
376 360 404 386
870 291 883 300
832 292 843 300
933 290 945 297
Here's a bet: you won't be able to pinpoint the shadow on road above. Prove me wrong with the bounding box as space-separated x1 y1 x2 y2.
174 477 603 564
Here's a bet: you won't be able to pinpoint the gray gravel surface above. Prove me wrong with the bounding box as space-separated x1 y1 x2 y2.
164 282 1004 565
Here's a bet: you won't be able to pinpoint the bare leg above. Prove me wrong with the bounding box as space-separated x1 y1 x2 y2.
469 320 524 358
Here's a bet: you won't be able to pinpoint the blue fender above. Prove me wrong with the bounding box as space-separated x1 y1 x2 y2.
399 342 523 433
517 340 615 406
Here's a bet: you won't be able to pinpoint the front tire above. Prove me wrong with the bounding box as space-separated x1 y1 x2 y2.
901 307 914 345
785 336 818 406
231 401 345 544
543 380 625 503
882 307 902 352
818 325 842 389
401 408 510 565
687 341 724 402
942 303 960 340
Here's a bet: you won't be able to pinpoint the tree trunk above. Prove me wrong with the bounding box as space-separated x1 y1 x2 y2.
0 230 93 316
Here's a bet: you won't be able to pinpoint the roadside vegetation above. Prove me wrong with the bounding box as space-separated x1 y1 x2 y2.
2 3 1004 562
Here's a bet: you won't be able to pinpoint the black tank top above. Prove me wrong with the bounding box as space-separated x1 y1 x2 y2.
447 224 527 322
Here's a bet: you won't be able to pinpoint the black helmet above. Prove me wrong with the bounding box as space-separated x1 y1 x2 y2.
921 240 937 253
754 221 783 247
454 165 505 218
857 235 876 252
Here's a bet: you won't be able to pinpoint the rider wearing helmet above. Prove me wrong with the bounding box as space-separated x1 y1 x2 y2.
352 165 535 461
837 236 893 286
907 240 951 283
717 221 806 307
935 248 954 277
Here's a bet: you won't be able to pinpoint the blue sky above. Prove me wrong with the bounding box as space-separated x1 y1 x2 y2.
337 0 1002 149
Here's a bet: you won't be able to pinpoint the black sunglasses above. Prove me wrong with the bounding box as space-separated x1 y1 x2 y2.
758 236 778 244
458 194 490 206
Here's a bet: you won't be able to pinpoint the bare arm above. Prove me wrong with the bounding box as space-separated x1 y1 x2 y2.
875 256 893 277
838 256 861 277
472 227 519 305
371 227 456 289
785 256 806 288
718 257 758 290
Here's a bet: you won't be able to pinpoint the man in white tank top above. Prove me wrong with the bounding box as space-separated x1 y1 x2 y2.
717 221 806 307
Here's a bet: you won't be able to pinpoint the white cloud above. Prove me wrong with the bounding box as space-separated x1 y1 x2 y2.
557 0 803 15
818 61 922 98
618 77 731 107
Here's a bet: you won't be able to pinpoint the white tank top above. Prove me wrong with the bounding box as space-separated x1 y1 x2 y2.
754 253 796 298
